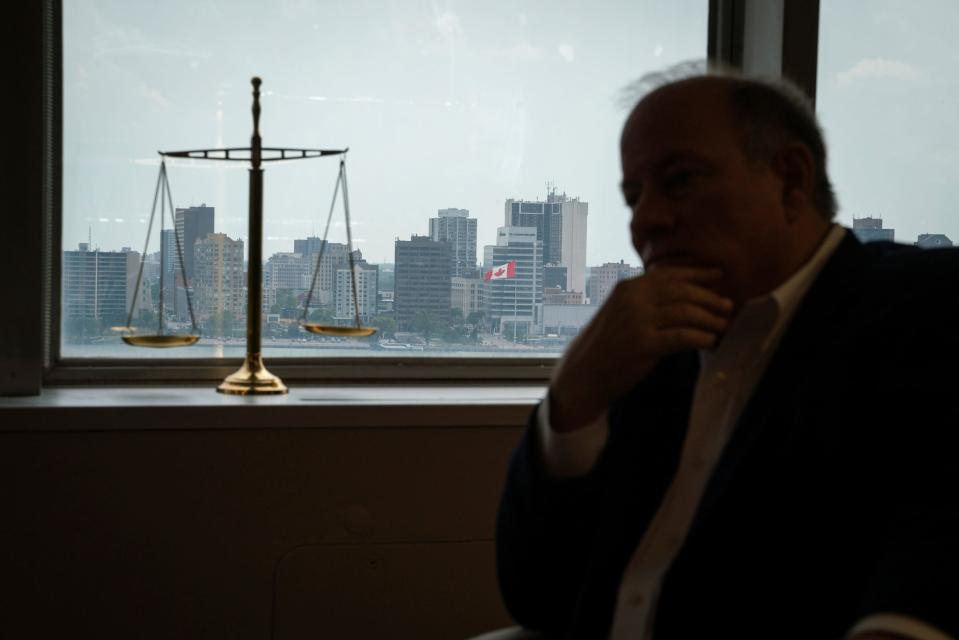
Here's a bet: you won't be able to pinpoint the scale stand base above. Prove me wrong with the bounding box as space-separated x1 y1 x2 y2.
217 352 288 395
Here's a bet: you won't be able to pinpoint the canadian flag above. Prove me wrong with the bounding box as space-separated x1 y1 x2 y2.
484 260 516 281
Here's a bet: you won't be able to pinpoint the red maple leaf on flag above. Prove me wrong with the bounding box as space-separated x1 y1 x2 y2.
484 260 517 281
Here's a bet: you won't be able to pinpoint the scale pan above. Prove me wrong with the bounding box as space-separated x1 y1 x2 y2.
121 334 201 348
302 324 377 337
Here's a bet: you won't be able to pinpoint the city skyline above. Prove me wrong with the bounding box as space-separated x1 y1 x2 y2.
62 187 955 356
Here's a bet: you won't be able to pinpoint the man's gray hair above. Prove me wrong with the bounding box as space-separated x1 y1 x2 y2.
622 60 838 221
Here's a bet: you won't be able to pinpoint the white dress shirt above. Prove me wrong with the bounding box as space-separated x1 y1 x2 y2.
538 225 952 640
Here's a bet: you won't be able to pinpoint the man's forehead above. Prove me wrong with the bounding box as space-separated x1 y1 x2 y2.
627 80 730 129
621 79 737 159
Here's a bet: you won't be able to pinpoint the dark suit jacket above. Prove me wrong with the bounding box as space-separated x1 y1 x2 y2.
496 231 959 639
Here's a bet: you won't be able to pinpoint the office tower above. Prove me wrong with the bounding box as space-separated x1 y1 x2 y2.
263 252 310 311
589 260 644 306
62 243 129 328
293 236 352 306
160 229 177 280
122 248 149 319
504 188 588 296
193 233 245 320
485 226 543 338
174 204 215 282
394 235 451 332
559 196 588 295
160 229 177 309
482 245 495 270
429 208 478 278
451 277 487 319
916 233 953 248
505 199 562 264
293 237 325 258
544 265 568 291
376 264 395 315
335 263 379 325
852 217 894 243
264 252 310 290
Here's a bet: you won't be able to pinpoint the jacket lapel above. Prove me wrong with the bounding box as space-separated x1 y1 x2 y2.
689 230 873 530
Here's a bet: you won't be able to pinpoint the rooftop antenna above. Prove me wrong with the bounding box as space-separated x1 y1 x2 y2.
546 180 557 202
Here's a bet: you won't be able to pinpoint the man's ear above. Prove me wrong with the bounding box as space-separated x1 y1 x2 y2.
771 143 815 222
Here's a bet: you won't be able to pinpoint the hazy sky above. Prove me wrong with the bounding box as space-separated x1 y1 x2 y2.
62 0 707 265
818 0 959 244
63 0 959 267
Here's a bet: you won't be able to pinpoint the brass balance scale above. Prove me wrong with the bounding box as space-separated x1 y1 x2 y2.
118 77 375 394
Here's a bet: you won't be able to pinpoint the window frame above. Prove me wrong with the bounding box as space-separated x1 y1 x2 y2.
12 0 820 390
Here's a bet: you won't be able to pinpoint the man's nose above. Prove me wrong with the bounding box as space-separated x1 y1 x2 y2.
630 200 676 242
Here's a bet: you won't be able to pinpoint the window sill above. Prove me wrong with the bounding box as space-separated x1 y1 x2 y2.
0 383 544 431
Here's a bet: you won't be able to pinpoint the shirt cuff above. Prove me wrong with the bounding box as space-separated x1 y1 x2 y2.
848 613 954 640
536 392 609 478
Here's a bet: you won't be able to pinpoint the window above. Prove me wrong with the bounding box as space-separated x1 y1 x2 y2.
817 0 959 247
60 0 708 363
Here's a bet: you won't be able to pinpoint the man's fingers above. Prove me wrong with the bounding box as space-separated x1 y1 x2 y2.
655 327 719 352
654 280 734 314
657 303 730 334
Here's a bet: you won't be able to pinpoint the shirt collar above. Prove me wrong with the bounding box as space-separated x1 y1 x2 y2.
700 224 847 364
767 224 847 323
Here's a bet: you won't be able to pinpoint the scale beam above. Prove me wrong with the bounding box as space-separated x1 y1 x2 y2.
159 146 348 162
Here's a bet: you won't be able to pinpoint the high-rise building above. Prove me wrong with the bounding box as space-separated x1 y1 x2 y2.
429 208 477 278
293 236 353 306
451 277 487 319
589 260 644 306
505 199 562 264
122 248 148 319
293 237 325 258
160 229 177 309
376 264 395 315
335 264 379 325
174 204 215 282
482 245 496 270
852 217 894 243
394 235 451 332
486 226 543 337
559 196 588 295
263 252 311 310
504 188 587 296
62 243 129 327
916 233 953 248
544 265 568 291
193 233 244 320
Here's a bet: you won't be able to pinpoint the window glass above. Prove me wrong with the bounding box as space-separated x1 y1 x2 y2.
62 0 707 359
817 0 959 247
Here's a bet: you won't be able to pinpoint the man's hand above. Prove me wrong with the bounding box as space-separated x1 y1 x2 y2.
549 267 734 433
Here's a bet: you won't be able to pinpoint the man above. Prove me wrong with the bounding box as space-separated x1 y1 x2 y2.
496 69 959 639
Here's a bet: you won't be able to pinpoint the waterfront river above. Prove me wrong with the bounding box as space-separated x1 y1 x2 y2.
62 338 564 359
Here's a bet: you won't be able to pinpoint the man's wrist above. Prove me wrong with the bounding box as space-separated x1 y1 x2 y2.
537 394 610 478
548 388 605 434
